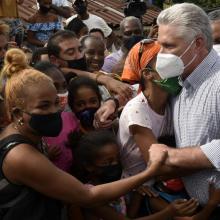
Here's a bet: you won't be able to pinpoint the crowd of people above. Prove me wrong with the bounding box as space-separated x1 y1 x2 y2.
0 0 220 219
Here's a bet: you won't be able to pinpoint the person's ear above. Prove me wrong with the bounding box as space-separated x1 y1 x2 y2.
142 71 154 81
49 55 65 67
11 107 24 125
195 35 205 52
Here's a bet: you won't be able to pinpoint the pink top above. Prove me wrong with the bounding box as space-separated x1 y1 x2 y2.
44 111 79 172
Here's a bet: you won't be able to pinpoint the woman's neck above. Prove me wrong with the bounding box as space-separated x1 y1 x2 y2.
143 90 167 115
9 123 42 145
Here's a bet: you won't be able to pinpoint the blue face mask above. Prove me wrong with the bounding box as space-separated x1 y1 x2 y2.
75 108 98 128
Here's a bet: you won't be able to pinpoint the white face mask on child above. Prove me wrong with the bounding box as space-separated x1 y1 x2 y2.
156 39 197 79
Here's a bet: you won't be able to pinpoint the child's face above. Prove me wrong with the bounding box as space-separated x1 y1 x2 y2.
90 143 122 183
72 86 100 113
94 143 120 167
83 39 105 72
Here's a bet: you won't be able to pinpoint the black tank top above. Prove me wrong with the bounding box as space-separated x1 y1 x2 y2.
0 134 62 220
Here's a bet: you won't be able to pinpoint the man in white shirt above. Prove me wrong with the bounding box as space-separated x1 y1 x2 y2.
66 0 115 49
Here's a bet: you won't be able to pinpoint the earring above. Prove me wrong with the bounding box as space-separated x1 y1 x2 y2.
18 119 24 126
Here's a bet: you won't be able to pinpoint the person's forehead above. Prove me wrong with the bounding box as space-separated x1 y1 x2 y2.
84 38 104 49
158 24 182 43
59 38 80 51
24 82 56 105
75 86 97 98
124 20 141 31
95 144 118 160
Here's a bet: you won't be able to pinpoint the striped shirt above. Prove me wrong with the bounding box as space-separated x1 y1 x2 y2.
173 49 220 205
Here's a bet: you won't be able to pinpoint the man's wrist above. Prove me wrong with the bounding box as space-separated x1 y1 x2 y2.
167 148 178 166
105 97 119 110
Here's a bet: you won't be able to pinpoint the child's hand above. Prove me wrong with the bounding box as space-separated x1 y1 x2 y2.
168 199 199 217
135 185 158 197
208 179 220 206
47 145 62 161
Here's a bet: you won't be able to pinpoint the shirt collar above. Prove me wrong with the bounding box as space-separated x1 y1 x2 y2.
181 49 218 90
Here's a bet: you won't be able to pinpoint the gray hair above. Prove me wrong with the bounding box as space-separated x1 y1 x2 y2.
157 3 213 51
120 16 142 33
208 9 220 21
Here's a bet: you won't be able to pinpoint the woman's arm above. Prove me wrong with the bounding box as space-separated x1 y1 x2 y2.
61 68 132 102
2 143 166 207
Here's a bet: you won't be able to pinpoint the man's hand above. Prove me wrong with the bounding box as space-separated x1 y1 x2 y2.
104 77 133 102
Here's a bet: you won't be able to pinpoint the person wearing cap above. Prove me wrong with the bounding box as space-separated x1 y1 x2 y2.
66 0 115 50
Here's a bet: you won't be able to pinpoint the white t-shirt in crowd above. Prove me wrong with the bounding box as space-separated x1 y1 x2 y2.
117 92 168 180
66 14 112 38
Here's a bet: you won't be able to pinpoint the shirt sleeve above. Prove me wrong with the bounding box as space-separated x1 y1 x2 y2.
124 101 152 132
200 140 220 170
102 55 116 73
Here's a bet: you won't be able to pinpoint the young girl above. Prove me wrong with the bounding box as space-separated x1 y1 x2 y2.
34 61 78 173
68 76 102 133
27 0 61 50
69 130 198 220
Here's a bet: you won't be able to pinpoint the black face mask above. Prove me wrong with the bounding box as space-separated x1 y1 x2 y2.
66 57 88 71
26 111 62 137
39 5 51 14
123 35 144 51
98 163 123 183
75 107 98 128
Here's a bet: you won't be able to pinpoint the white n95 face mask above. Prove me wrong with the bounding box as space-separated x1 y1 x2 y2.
156 39 197 79
213 44 220 54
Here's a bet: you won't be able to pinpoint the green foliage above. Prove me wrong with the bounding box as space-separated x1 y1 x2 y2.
181 0 220 9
